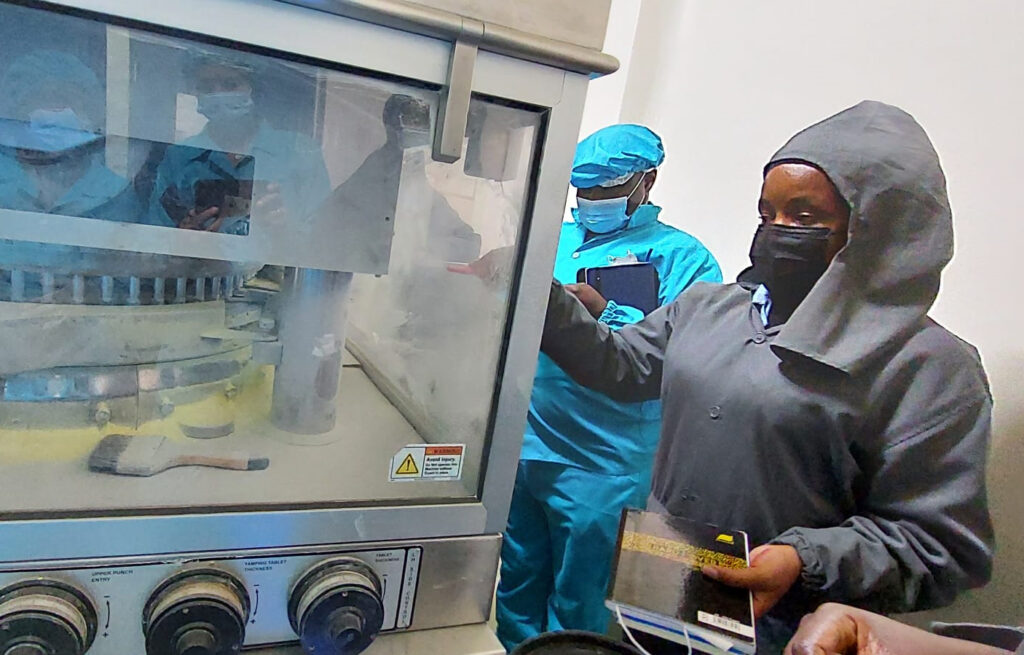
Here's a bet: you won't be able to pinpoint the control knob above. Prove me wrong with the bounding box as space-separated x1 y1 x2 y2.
0 580 97 655
289 557 384 655
143 569 249 655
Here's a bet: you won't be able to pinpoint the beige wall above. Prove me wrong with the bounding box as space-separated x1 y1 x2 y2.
587 0 1024 626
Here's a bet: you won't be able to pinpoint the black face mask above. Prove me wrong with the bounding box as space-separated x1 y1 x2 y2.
747 223 832 326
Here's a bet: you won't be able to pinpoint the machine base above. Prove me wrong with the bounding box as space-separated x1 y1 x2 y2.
249 622 504 654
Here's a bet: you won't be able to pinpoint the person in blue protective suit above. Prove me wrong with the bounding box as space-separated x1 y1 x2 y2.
0 51 142 222
495 124 722 650
148 52 331 235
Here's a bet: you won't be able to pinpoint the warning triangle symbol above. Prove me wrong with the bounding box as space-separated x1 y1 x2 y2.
395 454 419 475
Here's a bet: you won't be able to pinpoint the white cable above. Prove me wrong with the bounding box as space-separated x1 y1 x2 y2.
614 604 692 655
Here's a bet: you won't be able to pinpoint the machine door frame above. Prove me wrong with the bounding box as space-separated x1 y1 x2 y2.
0 0 587 562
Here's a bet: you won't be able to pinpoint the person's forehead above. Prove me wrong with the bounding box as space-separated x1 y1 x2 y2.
763 163 836 196
576 171 640 196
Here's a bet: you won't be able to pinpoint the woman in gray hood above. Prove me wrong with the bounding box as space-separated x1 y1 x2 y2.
541 101 993 651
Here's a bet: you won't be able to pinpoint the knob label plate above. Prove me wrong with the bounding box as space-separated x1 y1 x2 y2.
0 546 423 652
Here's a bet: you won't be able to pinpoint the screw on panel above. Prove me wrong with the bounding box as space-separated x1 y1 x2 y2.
129 276 142 305
10 270 25 301
154 277 166 304
101 276 115 304
93 402 111 426
72 274 85 304
224 382 238 399
175 277 187 304
158 398 175 417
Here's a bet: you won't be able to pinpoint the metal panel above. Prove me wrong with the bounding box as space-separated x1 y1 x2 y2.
48 0 451 85
406 0 611 50
0 535 500 651
279 0 618 75
0 504 486 563
247 623 503 654
477 72 591 535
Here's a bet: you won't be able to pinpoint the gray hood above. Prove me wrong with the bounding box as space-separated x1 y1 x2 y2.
766 100 953 375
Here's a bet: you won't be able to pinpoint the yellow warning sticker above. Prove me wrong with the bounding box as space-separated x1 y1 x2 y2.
389 444 465 482
715 534 735 545
395 454 419 475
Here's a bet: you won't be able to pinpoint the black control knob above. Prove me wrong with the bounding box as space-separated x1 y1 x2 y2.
0 581 97 655
289 557 384 655
143 569 249 655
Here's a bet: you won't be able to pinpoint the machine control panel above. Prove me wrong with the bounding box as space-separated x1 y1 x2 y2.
0 546 420 654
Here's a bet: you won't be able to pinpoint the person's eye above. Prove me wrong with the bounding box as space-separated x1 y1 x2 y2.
796 212 819 223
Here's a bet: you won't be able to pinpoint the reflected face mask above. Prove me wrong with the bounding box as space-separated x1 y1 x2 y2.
575 173 645 234
1 108 102 158
748 223 832 325
197 92 255 122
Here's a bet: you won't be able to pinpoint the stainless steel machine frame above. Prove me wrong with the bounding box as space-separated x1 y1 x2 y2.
0 0 614 653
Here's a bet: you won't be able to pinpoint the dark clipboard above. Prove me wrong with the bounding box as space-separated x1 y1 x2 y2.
576 262 661 315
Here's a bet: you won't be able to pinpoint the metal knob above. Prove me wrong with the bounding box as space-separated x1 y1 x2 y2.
175 627 218 655
143 569 249 655
328 609 364 649
289 557 384 655
5 645 47 655
0 581 97 655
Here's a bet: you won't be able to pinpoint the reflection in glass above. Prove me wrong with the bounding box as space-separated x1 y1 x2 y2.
147 51 331 236
0 1 543 516
0 50 142 223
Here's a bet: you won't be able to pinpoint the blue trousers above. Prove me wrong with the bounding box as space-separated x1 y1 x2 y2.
496 459 650 651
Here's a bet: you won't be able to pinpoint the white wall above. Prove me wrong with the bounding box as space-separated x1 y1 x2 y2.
590 0 1024 625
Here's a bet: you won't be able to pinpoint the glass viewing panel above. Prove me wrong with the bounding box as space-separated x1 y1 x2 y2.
0 2 543 515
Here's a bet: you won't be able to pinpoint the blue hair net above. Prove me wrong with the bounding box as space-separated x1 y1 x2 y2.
0 51 104 123
570 124 665 189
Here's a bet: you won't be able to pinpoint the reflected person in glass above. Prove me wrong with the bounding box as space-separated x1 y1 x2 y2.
329 93 481 335
147 52 331 236
0 51 143 222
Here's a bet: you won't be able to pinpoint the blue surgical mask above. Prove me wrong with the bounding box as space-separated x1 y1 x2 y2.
575 173 646 234
0 108 102 155
197 92 254 122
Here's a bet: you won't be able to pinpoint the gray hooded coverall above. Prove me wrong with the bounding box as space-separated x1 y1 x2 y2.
540 101 994 652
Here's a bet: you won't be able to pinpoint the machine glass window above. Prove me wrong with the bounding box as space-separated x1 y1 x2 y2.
0 2 542 515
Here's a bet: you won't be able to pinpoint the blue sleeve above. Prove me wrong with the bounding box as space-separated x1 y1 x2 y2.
598 299 646 330
597 235 722 328
657 239 722 306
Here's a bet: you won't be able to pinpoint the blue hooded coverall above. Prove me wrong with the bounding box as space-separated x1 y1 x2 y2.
0 51 143 222
146 54 330 232
496 125 722 650
147 120 331 233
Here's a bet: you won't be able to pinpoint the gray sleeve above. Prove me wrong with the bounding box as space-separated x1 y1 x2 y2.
773 395 994 612
540 280 674 402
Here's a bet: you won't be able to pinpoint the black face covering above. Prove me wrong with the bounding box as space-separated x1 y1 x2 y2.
748 223 832 326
